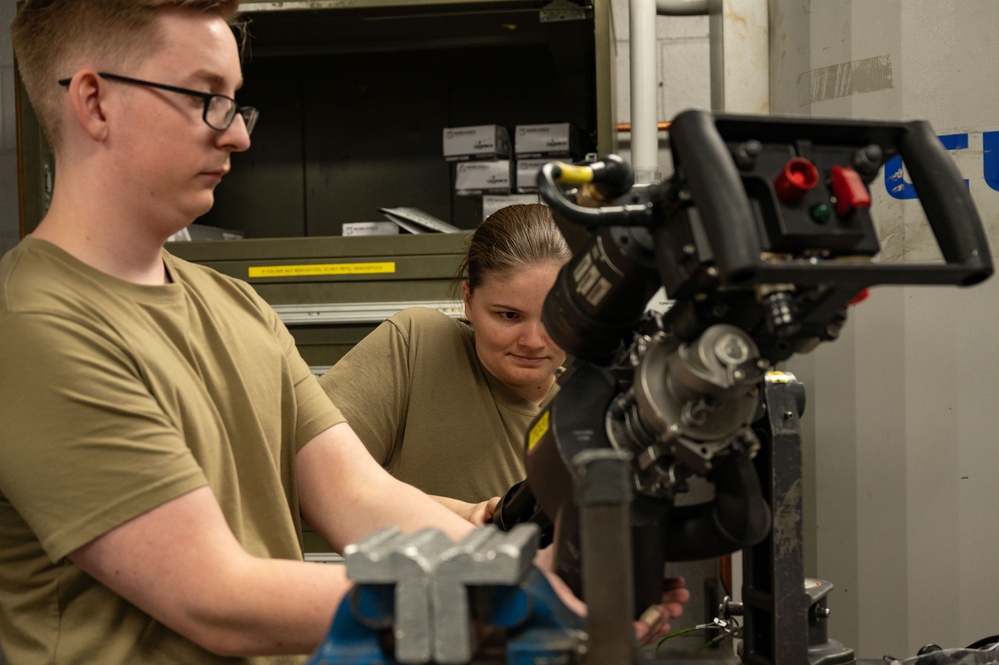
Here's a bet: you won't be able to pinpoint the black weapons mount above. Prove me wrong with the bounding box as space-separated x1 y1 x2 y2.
493 109 992 664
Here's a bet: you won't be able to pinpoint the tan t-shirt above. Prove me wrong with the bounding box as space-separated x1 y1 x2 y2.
320 307 556 502
0 237 343 664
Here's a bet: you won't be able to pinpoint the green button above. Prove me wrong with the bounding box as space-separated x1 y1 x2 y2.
810 202 831 223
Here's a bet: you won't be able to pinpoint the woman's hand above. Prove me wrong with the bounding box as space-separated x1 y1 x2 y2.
464 496 501 526
430 495 501 526
534 546 691 646
633 577 691 645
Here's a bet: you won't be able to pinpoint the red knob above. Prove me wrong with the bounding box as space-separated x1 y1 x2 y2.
847 288 870 306
774 158 819 202
830 165 871 216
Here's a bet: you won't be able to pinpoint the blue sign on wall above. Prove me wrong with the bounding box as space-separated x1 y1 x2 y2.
885 131 999 198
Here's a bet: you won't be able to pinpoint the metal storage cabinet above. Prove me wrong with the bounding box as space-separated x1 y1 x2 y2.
15 0 615 237
167 233 470 375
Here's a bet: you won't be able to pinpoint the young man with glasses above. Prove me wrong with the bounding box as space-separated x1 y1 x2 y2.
0 1 687 663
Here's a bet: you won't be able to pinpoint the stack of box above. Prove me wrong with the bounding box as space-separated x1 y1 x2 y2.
442 124 532 221
443 122 591 221
443 125 513 197
513 122 580 194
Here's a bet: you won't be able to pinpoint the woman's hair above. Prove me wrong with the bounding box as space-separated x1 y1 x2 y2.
12 0 243 151
454 204 572 298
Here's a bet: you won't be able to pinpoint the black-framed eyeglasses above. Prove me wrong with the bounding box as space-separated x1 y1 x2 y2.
58 72 259 135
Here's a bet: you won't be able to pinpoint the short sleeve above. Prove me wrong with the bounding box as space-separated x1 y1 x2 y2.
0 311 207 561
318 316 412 466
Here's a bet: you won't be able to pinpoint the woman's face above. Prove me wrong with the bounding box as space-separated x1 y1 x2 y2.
463 261 567 405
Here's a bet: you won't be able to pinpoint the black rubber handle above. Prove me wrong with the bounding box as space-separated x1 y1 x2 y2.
668 109 761 283
668 110 993 287
899 120 992 281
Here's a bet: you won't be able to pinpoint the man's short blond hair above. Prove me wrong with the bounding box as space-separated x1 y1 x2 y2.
12 0 242 150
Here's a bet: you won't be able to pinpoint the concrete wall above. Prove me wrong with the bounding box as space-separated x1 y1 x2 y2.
1 0 18 257
772 0 999 659
611 0 999 659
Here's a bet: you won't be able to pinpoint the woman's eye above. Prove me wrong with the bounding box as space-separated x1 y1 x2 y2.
499 312 519 320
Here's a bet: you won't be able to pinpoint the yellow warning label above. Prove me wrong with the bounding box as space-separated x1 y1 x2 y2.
528 410 550 450
247 262 396 278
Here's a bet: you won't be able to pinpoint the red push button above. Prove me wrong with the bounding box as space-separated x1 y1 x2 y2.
774 158 819 202
831 165 871 215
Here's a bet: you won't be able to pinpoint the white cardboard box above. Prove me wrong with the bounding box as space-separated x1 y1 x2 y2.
482 194 542 221
443 125 511 162
455 160 512 196
514 122 577 158
515 158 554 193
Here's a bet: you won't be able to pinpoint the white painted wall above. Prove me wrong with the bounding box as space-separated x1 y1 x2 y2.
610 0 999 659
771 0 999 659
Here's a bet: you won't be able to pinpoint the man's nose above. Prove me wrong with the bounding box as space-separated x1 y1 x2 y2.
219 114 252 152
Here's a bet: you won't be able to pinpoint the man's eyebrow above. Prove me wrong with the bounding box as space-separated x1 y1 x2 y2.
191 70 244 92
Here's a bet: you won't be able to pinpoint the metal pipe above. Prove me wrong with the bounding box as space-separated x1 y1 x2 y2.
629 0 710 183
616 121 672 133
629 0 660 183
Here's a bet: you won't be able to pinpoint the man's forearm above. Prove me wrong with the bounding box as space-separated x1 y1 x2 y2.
297 424 476 552
68 486 355 657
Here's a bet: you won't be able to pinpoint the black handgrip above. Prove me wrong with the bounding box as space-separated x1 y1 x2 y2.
492 480 553 547
668 110 993 288
586 155 636 201
899 121 992 283
668 109 761 282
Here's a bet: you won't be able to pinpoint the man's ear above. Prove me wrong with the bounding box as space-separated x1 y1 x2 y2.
67 71 110 141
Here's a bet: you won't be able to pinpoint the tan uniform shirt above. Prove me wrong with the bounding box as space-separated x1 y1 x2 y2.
320 307 556 502
0 237 343 664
